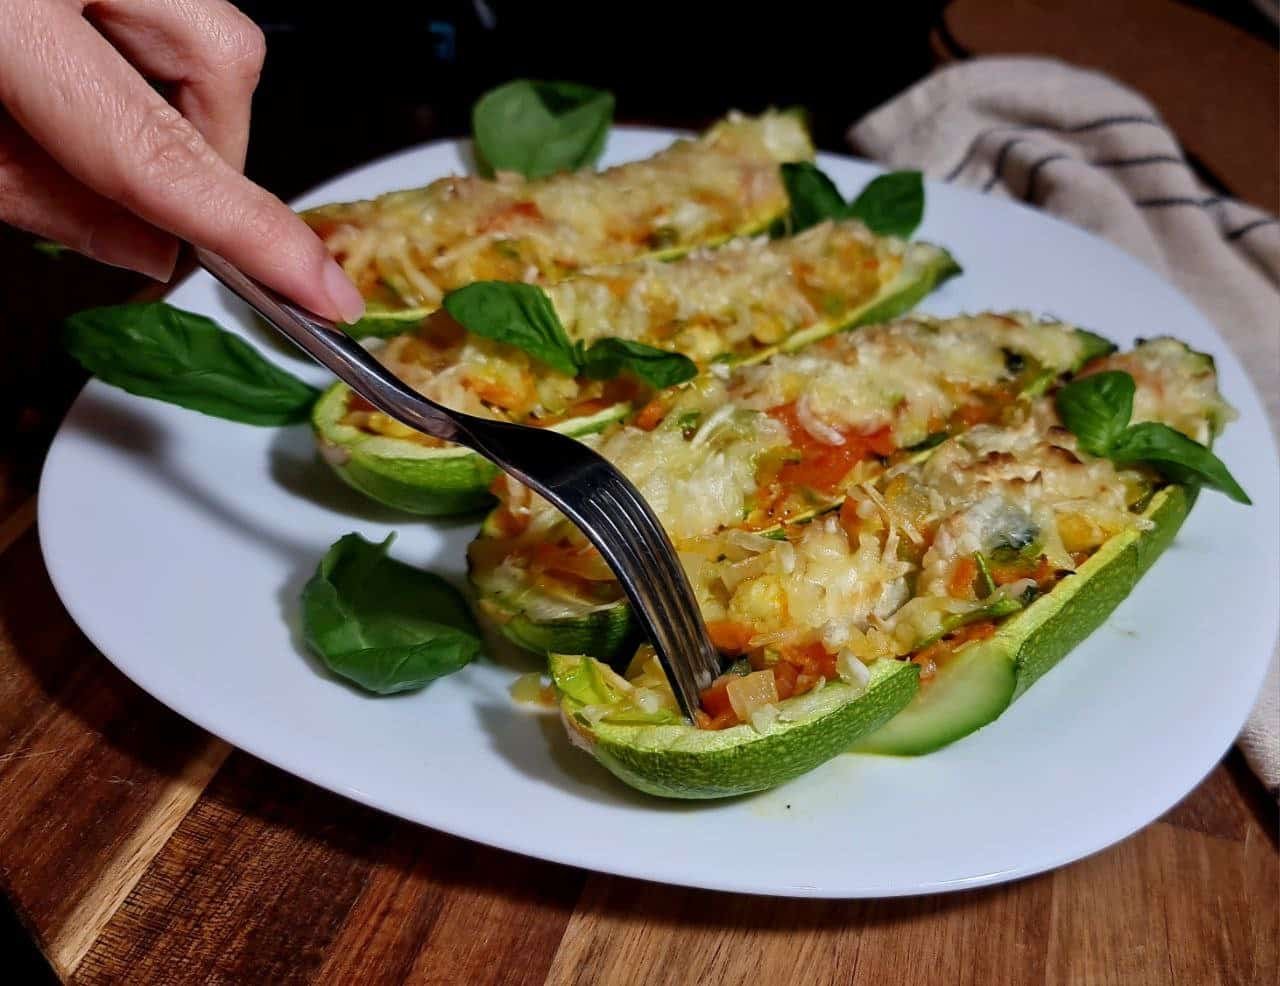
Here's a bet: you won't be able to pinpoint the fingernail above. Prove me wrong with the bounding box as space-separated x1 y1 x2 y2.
323 260 365 324
88 225 179 281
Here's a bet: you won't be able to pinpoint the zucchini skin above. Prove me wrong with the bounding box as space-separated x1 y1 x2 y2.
556 656 919 799
476 594 634 661
312 384 630 516
1011 483 1191 698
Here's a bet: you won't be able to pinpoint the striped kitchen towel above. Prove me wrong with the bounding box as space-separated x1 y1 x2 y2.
849 56 1279 797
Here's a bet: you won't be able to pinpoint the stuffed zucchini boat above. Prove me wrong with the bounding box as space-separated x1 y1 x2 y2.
303 111 814 332
469 312 1112 656
316 222 960 515
543 338 1240 797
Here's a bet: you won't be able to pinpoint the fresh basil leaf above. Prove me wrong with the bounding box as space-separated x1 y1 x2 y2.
301 533 482 695
443 282 579 375
344 308 430 340
777 162 849 234
1110 422 1251 504
775 165 926 239
472 79 614 179
847 170 925 239
1055 371 1135 456
64 302 318 426
578 338 697 389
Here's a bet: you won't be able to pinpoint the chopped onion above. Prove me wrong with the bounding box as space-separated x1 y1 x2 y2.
749 704 781 734
727 529 776 554
836 650 871 692
690 403 736 447
795 394 846 446
726 670 779 721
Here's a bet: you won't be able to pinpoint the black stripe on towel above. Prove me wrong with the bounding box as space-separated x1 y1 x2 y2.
1135 195 1224 208
981 138 1030 192
1225 217 1279 241
1092 154 1187 168
944 115 1163 181
1023 154 1074 204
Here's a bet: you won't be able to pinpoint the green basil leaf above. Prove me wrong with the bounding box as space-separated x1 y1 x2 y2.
472 79 614 179
343 307 430 340
442 282 579 375
776 162 849 234
578 338 698 389
1110 422 1251 504
301 533 482 695
64 302 318 426
1055 371 1135 456
847 170 925 238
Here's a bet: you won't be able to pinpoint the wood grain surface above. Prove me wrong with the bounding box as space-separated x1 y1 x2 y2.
1 3 1277 981
0 518 1275 986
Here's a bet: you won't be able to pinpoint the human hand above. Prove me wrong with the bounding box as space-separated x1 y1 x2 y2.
0 0 365 322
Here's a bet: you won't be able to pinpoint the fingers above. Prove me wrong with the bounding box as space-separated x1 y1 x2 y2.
84 0 266 169
0 113 178 279
0 1 363 321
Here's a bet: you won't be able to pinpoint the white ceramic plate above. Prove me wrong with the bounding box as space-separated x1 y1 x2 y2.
39 130 1278 898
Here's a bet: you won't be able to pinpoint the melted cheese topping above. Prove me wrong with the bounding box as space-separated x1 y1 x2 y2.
684 337 1225 656
1082 336 1236 444
480 336 1227 681
482 313 1094 550
305 112 812 310
344 219 912 440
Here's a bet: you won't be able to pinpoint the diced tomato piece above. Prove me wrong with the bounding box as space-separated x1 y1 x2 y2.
704 710 740 730
864 426 896 458
781 642 839 680
766 403 895 495
948 556 978 598
706 620 755 655
772 659 798 700
348 392 377 413
699 677 735 719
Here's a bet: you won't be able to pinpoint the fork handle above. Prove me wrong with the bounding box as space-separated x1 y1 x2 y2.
196 249 470 446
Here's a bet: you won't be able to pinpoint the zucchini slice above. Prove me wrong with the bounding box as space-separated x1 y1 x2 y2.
304 110 814 319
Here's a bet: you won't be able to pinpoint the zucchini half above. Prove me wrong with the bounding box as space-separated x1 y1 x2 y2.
470 317 1114 659
314 239 961 516
550 653 919 799
303 110 815 330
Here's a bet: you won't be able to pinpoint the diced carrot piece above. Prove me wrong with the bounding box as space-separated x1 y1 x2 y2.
949 556 978 598
706 620 755 655
635 398 668 431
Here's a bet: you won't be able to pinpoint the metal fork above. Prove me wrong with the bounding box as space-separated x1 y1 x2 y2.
197 250 723 721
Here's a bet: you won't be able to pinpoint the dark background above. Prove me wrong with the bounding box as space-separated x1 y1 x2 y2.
0 1 1275 974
